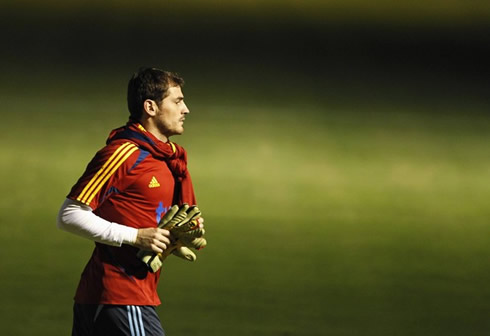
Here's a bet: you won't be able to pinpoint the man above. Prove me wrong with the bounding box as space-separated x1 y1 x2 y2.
57 67 200 335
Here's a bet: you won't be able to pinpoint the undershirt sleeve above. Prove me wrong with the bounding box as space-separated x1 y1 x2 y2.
57 198 138 246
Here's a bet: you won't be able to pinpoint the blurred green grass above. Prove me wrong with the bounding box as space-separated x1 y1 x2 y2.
0 73 489 336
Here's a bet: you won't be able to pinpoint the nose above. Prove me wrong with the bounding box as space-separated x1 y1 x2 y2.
182 102 190 114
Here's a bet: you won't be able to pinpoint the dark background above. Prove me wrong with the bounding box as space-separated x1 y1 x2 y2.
1 1 489 108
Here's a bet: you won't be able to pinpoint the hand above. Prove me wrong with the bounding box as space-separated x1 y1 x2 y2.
137 239 182 273
137 204 207 272
133 227 171 254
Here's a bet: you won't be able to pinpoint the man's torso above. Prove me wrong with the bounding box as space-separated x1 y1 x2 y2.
68 140 176 305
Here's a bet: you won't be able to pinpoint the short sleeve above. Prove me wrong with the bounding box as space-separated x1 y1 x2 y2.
67 141 140 210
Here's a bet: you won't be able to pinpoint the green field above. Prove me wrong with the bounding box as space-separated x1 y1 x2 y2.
0 71 489 335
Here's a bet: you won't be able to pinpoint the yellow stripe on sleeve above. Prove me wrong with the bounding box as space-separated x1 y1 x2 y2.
76 142 133 203
76 142 137 205
84 145 139 205
79 143 138 205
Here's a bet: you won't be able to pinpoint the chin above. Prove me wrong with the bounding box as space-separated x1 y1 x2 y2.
166 127 184 137
170 130 184 137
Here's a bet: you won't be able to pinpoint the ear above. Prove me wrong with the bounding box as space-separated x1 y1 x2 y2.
143 99 158 117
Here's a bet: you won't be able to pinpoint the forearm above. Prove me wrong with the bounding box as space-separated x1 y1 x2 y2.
57 198 138 246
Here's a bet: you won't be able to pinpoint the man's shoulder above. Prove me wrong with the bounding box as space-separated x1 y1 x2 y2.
85 140 143 173
95 140 141 159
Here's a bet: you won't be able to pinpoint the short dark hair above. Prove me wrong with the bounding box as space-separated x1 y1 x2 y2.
127 67 185 122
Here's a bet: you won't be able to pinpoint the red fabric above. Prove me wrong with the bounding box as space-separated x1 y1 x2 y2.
107 122 196 206
67 122 197 305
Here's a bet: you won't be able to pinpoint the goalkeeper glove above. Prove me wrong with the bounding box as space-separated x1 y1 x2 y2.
137 204 206 272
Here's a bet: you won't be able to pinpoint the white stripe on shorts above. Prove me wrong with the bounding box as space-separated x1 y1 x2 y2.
127 306 135 336
127 306 146 336
136 306 146 336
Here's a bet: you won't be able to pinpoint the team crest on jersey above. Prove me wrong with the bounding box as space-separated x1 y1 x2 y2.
148 176 160 188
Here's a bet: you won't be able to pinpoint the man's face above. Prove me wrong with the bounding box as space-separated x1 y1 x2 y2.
154 85 190 139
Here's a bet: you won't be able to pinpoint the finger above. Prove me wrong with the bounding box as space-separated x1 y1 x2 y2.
159 205 180 227
189 237 207 250
140 252 155 265
176 227 205 239
151 240 168 253
167 204 190 228
191 218 204 229
171 220 199 233
157 233 171 246
185 206 201 220
148 255 163 273
157 228 171 237
172 246 197 261
169 206 201 230
151 244 163 254
151 230 171 246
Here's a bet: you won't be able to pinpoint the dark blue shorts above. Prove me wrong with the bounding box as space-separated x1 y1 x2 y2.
72 304 165 336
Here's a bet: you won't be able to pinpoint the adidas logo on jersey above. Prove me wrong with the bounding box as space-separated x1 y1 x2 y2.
148 176 160 188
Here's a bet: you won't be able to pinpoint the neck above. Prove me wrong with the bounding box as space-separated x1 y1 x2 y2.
139 119 169 143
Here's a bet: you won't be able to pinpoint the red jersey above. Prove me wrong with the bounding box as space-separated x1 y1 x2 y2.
67 122 196 306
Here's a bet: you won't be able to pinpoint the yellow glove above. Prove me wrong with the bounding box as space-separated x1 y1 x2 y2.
137 204 206 272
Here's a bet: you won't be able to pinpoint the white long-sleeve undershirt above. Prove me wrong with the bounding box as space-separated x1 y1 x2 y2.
57 198 138 246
